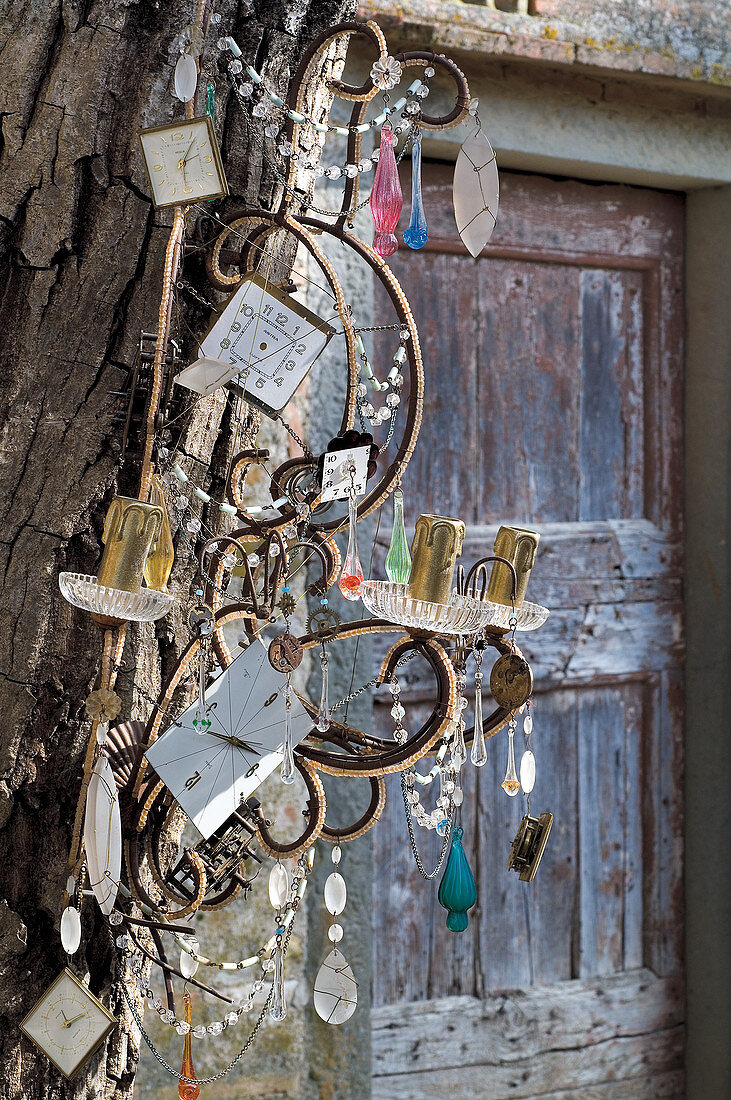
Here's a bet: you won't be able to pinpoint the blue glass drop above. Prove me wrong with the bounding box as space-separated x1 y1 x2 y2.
403 133 428 250
437 826 477 932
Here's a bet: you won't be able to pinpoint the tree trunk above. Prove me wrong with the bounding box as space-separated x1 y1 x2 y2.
0 1 355 1096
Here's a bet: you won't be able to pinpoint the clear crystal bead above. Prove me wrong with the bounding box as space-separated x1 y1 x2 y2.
380 406 392 420
208 1021 223 1035
358 158 373 172
253 102 269 117
391 702 405 720
424 66 435 77
392 372 404 387
325 165 342 179
211 12 221 23
278 141 294 156
230 59 242 74
175 1022 186 1035
225 1011 238 1026
328 923 343 942
161 1009 175 1023
388 680 400 694
192 1024 207 1038
357 382 368 396
265 123 279 137
186 517 201 534
344 164 358 178
416 85 429 98
239 82 253 97
217 37 228 50
109 910 123 926
176 494 188 509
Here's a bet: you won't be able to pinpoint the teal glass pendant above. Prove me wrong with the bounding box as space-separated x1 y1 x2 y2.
385 488 411 583
206 80 215 117
438 826 477 932
403 133 428 249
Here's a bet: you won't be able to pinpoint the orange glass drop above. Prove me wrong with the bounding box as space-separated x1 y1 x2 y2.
338 491 364 600
178 993 200 1100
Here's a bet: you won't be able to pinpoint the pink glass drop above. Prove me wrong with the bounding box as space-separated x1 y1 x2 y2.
370 127 403 258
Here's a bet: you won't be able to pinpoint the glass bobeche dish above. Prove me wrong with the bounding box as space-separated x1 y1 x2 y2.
59 572 173 622
360 580 549 634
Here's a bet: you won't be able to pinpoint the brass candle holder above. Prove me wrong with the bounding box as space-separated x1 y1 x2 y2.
408 514 465 606
486 525 540 608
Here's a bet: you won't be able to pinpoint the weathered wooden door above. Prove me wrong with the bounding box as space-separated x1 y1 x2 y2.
370 168 685 1098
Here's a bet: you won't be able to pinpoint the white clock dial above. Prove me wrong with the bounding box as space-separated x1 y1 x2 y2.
138 116 228 209
20 969 117 1080
189 273 335 414
144 639 314 838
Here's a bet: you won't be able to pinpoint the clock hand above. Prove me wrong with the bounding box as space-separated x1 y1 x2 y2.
58 1008 68 1022
178 141 194 169
62 1012 86 1028
207 730 261 755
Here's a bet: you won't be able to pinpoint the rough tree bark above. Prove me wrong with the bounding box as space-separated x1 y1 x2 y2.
0 1 355 1097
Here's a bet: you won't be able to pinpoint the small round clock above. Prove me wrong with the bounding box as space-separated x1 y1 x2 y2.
138 115 228 209
20 967 117 1080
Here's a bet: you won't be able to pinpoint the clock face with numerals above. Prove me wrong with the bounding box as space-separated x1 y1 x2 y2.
197 273 335 416
20 969 116 1080
138 115 228 209
144 639 314 838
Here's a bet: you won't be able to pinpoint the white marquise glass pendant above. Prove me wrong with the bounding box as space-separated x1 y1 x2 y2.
179 937 200 980
174 51 198 102
60 906 82 955
314 844 358 1024
452 123 499 257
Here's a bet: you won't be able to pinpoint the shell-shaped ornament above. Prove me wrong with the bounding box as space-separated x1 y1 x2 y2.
104 720 145 794
313 949 358 1025
453 125 499 258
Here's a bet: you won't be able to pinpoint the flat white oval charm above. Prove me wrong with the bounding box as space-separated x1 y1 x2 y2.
520 750 536 794
180 937 200 979
174 52 198 102
84 755 122 915
313 949 358 1024
60 906 81 955
269 863 289 909
324 872 346 915
453 126 499 257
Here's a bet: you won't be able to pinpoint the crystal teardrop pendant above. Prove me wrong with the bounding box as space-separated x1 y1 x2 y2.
403 132 428 249
313 948 358 1024
438 826 477 932
385 488 411 583
280 684 296 785
520 749 536 794
501 724 520 796
178 993 200 1100
316 646 331 731
174 52 198 103
470 670 487 767
269 863 289 909
338 492 364 600
370 126 403 258
270 941 287 1021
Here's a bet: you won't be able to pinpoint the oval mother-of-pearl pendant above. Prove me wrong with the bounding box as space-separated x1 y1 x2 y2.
268 863 289 909
174 52 198 103
313 949 358 1025
60 906 82 955
323 872 347 916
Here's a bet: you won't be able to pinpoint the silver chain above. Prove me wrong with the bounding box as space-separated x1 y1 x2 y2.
400 774 453 880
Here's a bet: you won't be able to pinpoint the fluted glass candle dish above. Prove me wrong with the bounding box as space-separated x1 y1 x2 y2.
360 581 549 634
59 572 173 623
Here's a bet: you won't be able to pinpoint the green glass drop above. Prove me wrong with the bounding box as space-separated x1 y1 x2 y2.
206 81 215 118
438 826 477 933
385 489 411 583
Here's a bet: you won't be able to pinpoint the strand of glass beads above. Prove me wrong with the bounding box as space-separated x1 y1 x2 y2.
355 328 406 432
312 844 358 1024
519 704 536 809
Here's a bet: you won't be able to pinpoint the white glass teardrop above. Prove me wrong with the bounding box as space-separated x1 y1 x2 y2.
313 949 358 1025
324 872 347 915
520 749 536 794
179 937 200 979
269 863 289 909
174 52 198 102
60 906 81 955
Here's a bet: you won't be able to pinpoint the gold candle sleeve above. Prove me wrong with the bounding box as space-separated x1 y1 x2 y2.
408 514 466 605
143 476 175 591
486 525 540 607
96 497 163 595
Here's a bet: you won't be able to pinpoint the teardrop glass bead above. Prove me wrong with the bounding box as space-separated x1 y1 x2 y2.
269 863 289 909
178 994 200 1100
60 906 81 955
470 677 487 767
178 937 197 981
403 132 428 249
313 949 358 1025
501 728 520 796
174 52 198 103
324 872 347 916
437 826 477 932
316 651 331 731
385 489 411 583
338 493 363 600
280 701 296 785
270 943 287 1022
370 127 403 258
179 937 200 980
520 749 536 794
